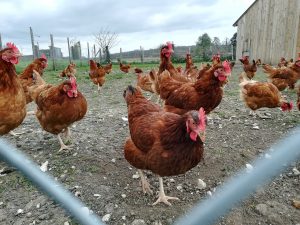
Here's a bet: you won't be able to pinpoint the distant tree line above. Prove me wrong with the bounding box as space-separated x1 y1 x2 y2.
94 27 237 63
195 32 237 61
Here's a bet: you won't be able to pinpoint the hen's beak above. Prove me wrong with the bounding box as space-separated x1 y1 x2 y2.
14 52 22 58
198 130 206 142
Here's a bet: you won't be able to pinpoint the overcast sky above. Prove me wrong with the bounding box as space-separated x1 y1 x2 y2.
0 0 255 56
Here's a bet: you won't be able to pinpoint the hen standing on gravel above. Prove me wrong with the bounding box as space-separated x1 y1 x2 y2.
123 85 206 206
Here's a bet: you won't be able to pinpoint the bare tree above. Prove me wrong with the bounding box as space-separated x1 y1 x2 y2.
94 27 119 62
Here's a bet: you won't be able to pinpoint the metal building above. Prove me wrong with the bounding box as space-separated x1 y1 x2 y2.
233 0 300 65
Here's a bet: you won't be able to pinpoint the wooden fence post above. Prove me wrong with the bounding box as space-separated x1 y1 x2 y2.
79 41 82 67
67 37 72 63
99 48 102 63
50 34 56 71
87 42 90 63
30 27 36 59
120 48 122 61
93 44 96 60
140 46 144 63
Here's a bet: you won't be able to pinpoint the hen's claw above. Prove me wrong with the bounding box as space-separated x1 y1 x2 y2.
152 195 179 206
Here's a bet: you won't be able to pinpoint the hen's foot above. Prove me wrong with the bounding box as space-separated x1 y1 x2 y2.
152 194 179 206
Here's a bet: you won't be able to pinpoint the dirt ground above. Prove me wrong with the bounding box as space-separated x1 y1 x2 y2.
0 65 299 225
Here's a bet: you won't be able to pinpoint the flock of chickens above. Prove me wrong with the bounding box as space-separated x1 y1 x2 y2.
0 41 299 206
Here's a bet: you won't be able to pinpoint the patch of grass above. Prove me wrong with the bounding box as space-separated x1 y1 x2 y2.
216 111 227 118
284 117 300 125
106 73 124 80
2 173 36 192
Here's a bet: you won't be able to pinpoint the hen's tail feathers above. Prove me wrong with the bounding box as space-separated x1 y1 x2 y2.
134 68 143 74
262 64 276 77
239 72 250 86
149 69 157 81
32 70 46 86
159 70 171 81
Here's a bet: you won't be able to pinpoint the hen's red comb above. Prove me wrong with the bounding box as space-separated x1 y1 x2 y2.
6 42 20 53
212 53 220 61
41 53 47 61
166 41 173 50
223 60 231 74
198 107 206 131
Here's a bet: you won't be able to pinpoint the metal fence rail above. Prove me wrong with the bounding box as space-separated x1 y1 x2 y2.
0 140 104 225
175 127 300 225
0 127 300 225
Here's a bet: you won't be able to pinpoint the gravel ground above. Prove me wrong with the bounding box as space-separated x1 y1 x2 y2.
0 65 299 225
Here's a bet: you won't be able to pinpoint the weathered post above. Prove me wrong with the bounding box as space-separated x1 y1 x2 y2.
87 42 90 62
30 27 36 59
140 46 144 63
50 34 56 71
67 37 71 63
78 41 82 67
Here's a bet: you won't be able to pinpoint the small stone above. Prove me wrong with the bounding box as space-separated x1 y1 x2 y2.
132 174 140 179
176 185 183 191
252 125 260 130
64 222 70 225
111 158 116 163
36 203 41 209
169 178 175 183
207 191 212 197
122 216 126 220
93 194 101 198
102 214 111 222
74 191 81 197
17 209 24 215
0 202 3 206
292 167 300 175
121 194 126 198
197 179 206 189
26 212 32 218
38 213 51 220
255 203 268 216
40 161 48 172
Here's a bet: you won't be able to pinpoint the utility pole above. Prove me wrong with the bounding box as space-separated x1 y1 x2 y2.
30 27 36 59
67 37 71 63
50 34 55 70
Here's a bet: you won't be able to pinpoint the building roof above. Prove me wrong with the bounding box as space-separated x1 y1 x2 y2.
233 0 258 27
